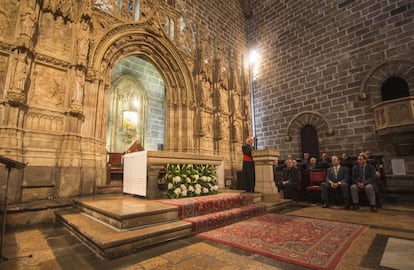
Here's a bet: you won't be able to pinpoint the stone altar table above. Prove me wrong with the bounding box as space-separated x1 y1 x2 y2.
123 151 224 199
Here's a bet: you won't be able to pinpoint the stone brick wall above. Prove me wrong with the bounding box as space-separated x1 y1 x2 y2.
177 0 248 49
248 0 414 167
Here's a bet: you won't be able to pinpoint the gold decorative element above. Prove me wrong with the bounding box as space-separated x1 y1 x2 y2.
359 92 367 100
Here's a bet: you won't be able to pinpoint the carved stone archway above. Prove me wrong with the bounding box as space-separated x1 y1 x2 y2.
285 111 334 142
87 22 195 153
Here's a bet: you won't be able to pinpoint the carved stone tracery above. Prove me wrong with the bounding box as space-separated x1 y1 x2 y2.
0 1 253 203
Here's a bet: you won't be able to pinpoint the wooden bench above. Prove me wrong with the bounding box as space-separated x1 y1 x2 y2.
107 152 124 184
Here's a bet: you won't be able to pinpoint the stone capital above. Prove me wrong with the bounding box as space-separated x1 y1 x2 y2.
7 91 27 105
252 149 280 163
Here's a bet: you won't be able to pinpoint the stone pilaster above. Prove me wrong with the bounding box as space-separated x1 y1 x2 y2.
252 149 280 202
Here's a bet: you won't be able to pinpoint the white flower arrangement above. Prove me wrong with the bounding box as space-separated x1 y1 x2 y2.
164 164 219 198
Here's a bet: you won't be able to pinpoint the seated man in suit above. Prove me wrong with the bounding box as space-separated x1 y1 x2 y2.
300 152 310 169
365 149 386 207
318 152 331 169
351 153 378 212
321 155 350 209
340 152 354 177
275 158 299 200
309 157 318 170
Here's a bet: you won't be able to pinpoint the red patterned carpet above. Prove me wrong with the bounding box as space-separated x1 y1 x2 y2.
157 193 265 233
157 193 255 218
197 214 367 270
184 203 267 233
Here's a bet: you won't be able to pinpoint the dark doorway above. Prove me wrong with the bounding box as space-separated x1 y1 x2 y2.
301 125 319 159
381 76 410 101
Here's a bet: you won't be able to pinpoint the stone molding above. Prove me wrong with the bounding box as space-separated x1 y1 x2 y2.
360 60 414 104
286 111 334 141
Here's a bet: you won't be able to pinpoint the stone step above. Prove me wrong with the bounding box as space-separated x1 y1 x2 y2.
73 196 179 230
96 183 123 194
55 193 274 259
252 192 263 203
56 209 192 259
266 199 294 212
184 203 268 233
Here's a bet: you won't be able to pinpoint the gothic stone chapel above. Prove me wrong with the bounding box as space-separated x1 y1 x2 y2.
1 1 414 211
0 0 254 204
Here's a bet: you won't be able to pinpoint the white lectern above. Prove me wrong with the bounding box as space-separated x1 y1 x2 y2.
123 151 148 196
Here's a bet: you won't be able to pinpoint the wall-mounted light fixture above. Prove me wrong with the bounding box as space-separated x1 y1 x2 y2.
248 49 260 142
248 50 260 81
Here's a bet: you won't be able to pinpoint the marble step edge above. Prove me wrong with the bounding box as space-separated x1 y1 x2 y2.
75 203 179 230
73 198 178 219
55 209 193 259
265 200 294 212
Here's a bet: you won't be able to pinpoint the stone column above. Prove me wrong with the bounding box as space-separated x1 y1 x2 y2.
252 149 280 202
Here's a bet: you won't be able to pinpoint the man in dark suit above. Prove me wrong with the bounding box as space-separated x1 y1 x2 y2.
351 153 377 212
275 158 299 200
309 157 318 170
340 152 354 178
300 152 310 169
318 152 331 169
321 155 350 209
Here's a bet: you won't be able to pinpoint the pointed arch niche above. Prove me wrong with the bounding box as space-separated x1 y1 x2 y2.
87 22 194 154
106 73 145 152
107 56 165 152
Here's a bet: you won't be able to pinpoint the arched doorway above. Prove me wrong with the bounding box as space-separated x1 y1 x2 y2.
106 56 165 153
286 111 334 157
86 12 195 186
89 26 194 156
381 76 410 101
301 124 320 158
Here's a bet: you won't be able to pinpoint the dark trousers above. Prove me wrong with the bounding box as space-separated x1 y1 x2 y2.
321 182 350 206
276 182 299 201
242 161 255 192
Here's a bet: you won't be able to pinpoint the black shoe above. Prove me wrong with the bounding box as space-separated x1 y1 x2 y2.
322 204 329 208
371 206 378 212
351 204 360 210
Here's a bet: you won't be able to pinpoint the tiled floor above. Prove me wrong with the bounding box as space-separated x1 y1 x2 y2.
379 237 414 270
1 202 414 270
